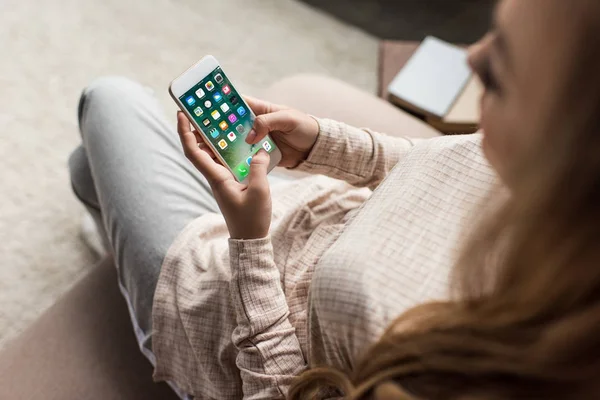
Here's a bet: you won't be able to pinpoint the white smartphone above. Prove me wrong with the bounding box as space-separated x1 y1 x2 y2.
169 55 282 183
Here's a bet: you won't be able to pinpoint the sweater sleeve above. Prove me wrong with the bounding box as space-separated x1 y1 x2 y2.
294 118 425 190
229 237 306 400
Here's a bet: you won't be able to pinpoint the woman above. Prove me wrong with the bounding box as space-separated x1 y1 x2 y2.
69 0 600 398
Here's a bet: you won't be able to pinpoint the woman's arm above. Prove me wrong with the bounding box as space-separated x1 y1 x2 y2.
245 97 427 191
295 118 423 190
229 238 306 399
176 112 306 399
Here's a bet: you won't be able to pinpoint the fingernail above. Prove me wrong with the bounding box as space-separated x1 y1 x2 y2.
256 149 268 158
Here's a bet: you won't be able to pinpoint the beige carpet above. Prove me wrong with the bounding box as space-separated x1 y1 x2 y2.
0 0 377 349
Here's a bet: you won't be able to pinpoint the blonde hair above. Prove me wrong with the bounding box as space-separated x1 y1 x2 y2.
289 2 600 399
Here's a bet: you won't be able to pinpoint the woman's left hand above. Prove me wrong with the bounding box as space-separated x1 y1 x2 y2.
177 111 272 240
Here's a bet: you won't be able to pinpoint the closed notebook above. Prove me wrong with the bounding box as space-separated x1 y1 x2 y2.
426 76 482 134
387 36 473 120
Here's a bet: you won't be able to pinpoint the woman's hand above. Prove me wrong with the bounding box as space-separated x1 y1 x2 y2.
177 112 272 240
244 97 320 168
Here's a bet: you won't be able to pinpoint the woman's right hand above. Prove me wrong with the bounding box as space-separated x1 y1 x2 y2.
244 97 320 168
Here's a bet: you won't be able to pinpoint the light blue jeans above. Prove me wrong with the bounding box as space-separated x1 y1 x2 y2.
69 76 287 398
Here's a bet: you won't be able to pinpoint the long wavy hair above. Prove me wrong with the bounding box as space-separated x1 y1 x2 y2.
289 2 600 399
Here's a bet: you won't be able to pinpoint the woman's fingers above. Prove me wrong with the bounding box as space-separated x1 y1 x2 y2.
194 132 217 159
193 130 204 144
177 112 230 184
243 96 286 117
247 110 297 144
247 149 271 196
177 111 199 154
197 141 217 159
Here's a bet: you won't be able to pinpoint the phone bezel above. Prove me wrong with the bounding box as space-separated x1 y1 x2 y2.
169 55 282 184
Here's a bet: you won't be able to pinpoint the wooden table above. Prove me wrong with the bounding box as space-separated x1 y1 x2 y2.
378 40 421 99
378 40 479 134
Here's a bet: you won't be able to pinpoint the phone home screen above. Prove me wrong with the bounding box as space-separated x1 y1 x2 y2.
179 67 276 181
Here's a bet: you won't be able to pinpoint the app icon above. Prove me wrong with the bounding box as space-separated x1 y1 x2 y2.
237 164 249 178
213 92 223 102
195 88 206 98
219 121 229 131
205 81 215 91
193 107 203 116
228 114 238 123
222 85 231 95
218 139 228 150
204 100 212 108
211 110 221 120
202 118 210 127
236 124 245 134
185 96 195 106
246 156 253 166
227 132 236 142
215 73 224 84
220 103 230 113
237 106 246 116
209 128 219 138
262 141 272 152
230 95 239 105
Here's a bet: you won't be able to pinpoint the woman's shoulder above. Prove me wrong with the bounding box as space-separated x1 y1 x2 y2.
412 133 484 157
397 133 492 185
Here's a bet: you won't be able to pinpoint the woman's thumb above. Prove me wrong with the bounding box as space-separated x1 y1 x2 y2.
248 150 271 192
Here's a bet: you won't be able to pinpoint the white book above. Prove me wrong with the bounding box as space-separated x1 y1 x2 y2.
387 36 472 119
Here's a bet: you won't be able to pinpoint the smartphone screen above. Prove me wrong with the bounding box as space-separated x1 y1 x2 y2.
179 67 276 181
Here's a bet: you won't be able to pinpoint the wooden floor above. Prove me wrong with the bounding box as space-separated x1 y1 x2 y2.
299 0 496 43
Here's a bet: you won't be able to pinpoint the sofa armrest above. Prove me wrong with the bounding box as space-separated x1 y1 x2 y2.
0 257 178 400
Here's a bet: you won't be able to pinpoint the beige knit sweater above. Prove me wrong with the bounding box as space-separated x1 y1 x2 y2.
151 119 498 399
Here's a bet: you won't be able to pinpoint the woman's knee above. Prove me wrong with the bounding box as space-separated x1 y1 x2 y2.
77 76 153 128
68 146 99 209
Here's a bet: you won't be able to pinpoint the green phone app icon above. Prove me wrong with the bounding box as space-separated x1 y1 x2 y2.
237 163 249 178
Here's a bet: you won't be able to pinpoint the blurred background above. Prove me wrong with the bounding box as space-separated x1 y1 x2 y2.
0 0 493 349
302 0 494 42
